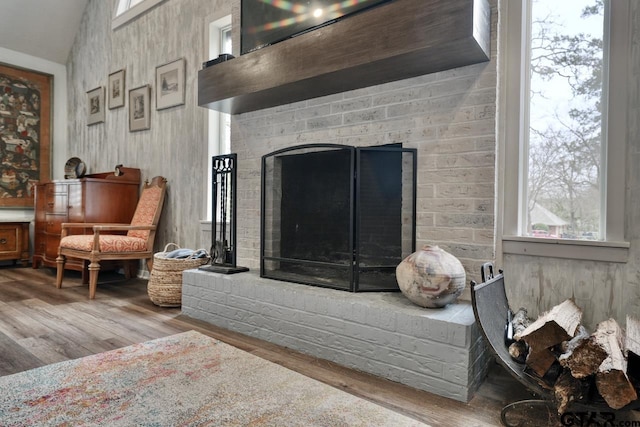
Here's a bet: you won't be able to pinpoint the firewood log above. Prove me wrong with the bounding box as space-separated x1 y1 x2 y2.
509 341 528 364
515 299 582 350
627 316 640 356
508 308 531 363
515 299 582 377
512 307 531 338
594 319 638 410
558 325 606 379
525 346 557 378
554 370 589 414
626 316 640 382
560 324 589 354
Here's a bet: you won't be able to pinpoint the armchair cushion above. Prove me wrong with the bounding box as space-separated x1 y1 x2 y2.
60 235 148 253
127 185 164 241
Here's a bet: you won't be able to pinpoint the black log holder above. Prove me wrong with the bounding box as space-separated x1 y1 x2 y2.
199 153 249 274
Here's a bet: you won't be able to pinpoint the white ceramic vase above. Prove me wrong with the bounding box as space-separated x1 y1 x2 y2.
395 245 466 308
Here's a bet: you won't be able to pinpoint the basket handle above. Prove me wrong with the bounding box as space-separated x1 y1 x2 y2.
163 242 181 252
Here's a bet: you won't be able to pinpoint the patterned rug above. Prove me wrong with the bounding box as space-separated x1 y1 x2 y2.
0 330 429 426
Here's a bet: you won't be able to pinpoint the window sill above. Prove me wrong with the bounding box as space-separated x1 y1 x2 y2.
502 236 630 263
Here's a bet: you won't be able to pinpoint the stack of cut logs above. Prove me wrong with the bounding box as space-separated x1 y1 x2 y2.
507 299 640 414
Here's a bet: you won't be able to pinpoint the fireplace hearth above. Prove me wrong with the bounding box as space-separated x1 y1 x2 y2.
261 144 416 292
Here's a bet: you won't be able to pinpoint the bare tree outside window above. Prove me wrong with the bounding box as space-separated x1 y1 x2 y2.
526 0 605 240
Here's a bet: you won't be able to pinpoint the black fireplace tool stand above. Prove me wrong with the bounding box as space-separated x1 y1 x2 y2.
199 153 249 274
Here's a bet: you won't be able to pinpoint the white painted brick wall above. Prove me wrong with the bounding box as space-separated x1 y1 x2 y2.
231 25 498 284
193 1 498 402
183 270 491 402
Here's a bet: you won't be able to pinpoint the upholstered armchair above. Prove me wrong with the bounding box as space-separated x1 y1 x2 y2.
56 176 167 299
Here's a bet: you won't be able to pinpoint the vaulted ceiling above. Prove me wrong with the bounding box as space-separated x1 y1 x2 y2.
0 0 89 64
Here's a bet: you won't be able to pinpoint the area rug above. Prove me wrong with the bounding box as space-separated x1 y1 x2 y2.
0 330 428 426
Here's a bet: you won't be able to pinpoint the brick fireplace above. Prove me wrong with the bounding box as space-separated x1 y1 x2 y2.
182 270 490 402
186 4 497 401
229 65 496 277
185 63 497 401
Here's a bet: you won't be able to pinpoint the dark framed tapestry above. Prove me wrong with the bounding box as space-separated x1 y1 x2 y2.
0 63 52 208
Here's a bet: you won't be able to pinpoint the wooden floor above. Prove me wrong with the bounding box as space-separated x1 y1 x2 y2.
0 265 613 426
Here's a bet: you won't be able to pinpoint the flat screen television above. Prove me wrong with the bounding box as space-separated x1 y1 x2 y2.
241 0 393 55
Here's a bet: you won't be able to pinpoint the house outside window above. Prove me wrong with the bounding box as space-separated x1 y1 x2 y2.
499 0 630 262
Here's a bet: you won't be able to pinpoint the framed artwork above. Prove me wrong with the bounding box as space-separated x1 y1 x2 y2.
155 58 185 110
129 85 150 132
87 86 105 125
108 69 125 109
0 63 52 207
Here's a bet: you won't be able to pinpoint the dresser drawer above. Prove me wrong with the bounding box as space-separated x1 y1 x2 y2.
0 222 29 265
45 214 66 234
0 228 18 254
45 193 68 214
45 183 69 195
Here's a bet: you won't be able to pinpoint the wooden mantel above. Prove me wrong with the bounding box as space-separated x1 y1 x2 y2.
198 0 491 115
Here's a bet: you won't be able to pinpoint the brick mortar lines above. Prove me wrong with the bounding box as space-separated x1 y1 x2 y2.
183 292 476 384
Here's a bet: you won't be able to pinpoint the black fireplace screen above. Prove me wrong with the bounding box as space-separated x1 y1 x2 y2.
261 144 416 292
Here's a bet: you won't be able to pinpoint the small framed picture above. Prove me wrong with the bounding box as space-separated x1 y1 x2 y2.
129 85 150 132
108 69 125 109
155 58 185 110
87 86 105 125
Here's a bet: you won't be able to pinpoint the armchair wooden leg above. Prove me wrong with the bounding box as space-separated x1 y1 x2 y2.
88 261 100 299
56 255 65 289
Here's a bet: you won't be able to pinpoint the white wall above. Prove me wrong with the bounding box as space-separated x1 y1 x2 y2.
66 0 231 252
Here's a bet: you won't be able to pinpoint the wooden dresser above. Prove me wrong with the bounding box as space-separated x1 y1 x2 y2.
33 168 141 271
0 221 30 266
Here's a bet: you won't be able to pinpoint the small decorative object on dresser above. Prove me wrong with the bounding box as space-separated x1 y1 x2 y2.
395 245 466 308
63 157 86 179
0 221 30 266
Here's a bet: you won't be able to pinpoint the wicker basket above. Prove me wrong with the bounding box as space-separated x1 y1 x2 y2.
147 243 210 307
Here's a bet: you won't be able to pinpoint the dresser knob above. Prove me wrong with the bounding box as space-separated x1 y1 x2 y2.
0 238 6 245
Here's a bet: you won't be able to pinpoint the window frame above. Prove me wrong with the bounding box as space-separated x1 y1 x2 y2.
112 0 169 30
205 15 233 221
497 0 630 263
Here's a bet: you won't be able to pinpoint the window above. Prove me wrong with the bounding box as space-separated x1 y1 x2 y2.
116 0 145 16
499 0 629 262
113 0 168 29
206 16 232 220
